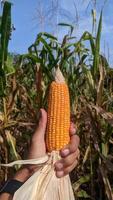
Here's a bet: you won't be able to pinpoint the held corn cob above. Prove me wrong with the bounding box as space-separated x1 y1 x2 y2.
46 68 70 152
1 68 75 200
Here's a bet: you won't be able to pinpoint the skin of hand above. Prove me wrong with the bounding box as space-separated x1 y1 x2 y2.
0 109 80 200
28 108 80 178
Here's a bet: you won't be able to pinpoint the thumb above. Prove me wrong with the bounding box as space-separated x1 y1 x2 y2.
35 108 47 138
28 109 47 159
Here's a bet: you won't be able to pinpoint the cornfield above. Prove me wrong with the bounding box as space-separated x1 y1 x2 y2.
0 1 113 199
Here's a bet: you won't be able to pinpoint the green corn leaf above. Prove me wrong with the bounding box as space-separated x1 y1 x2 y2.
38 37 54 61
22 54 41 64
42 32 57 40
92 11 102 78
76 190 91 198
78 54 88 66
96 63 106 106
83 65 95 91
0 68 6 97
28 44 37 54
5 54 15 75
73 175 90 192
0 1 12 70
58 23 74 35
62 42 76 50
91 9 96 33
101 143 109 157
0 76 5 97
79 31 95 55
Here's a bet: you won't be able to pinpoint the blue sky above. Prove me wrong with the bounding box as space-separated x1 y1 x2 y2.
1 0 113 65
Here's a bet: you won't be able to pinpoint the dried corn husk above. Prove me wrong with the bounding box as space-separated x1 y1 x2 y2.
0 152 75 200
14 151 74 200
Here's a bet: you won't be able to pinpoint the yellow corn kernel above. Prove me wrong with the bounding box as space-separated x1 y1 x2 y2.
46 81 70 152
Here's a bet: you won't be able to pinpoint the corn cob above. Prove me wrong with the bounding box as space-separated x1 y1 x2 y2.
46 68 70 152
2 68 74 200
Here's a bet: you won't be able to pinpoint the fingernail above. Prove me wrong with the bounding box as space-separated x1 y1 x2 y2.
56 163 63 170
56 171 64 178
62 149 70 156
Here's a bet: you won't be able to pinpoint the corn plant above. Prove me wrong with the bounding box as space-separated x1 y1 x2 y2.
0 2 113 199
0 1 20 180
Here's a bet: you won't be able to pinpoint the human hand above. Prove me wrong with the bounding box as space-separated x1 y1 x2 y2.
54 122 80 178
0 109 80 200
28 109 80 177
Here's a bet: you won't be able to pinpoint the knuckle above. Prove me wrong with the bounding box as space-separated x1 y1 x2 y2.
70 143 77 153
75 135 80 144
76 148 80 155
70 136 80 152
64 162 77 175
63 157 73 167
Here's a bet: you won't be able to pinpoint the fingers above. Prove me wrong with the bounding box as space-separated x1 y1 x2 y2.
62 159 78 176
56 160 78 178
68 134 80 153
57 149 80 169
59 122 79 158
28 109 47 159
60 134 80 157
69 122 77 136
55 122 80 178
55 149 80 178
35 108 47 135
